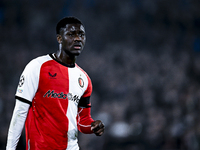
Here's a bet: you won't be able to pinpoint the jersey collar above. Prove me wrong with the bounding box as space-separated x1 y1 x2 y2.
49 53 75 68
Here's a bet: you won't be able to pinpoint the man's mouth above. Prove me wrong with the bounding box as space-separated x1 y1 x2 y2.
73 45 82 50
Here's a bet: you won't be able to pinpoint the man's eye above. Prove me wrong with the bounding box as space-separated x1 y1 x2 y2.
80 34 85 37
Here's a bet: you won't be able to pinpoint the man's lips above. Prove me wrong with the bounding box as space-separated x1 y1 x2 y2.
73 45 82 50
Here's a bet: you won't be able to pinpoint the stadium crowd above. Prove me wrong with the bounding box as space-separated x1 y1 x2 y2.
0 0 200 150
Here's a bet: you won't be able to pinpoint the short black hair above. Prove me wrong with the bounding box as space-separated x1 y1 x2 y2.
56 16 84 34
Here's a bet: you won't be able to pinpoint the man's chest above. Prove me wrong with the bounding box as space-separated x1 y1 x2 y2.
35 64 88 104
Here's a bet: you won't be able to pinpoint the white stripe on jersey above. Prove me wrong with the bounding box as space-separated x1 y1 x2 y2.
66 66 89 147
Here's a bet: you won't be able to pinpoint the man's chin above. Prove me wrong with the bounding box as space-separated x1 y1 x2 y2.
71 50 81 56
65 50 81 57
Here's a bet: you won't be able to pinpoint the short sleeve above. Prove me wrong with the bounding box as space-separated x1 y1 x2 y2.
15 59 41 102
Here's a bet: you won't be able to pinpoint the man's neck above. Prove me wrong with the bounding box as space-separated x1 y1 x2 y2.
55 51 76 66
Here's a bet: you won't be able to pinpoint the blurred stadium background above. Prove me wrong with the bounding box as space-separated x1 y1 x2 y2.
0 0 200 150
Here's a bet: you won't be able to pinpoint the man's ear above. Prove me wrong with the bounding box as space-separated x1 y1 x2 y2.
57 34 62 44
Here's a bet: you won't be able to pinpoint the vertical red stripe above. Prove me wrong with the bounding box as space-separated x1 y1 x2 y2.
25 60 70 149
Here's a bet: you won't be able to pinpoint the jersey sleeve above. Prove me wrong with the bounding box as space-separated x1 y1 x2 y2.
77 107 94 134
6 99 30 150
77 69 94 133
15 59 40 103
78 74 92 108
82 73 92 98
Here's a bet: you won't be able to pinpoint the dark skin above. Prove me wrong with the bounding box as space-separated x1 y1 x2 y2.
55 24 86 65
91 120 105 136
55 23 105 136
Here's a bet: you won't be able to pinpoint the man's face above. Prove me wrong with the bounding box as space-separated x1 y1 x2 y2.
58 24 86 56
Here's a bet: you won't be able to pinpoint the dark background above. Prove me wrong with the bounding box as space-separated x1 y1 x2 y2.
1 0 200 150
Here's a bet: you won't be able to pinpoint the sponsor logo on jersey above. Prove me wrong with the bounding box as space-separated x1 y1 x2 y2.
78 77 84 88
17 88 23 93
18 75 25 87
43 90 80 103
48 72 57 79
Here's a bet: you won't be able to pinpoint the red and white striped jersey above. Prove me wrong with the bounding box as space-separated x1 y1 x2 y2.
15 53 93 150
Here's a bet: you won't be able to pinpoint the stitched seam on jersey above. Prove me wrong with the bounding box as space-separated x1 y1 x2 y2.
77 123 91 127
77 108 91 127
78 108 83 114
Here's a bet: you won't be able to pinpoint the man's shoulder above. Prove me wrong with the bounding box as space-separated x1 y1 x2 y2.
32 54 52 63
23 54 52 72
75 64 91 81
75 64 88 74
28 54 52 66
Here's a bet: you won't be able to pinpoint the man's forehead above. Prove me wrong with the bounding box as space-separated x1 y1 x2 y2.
65 24 85 32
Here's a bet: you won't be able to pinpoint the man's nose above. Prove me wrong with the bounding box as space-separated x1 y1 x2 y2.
74 34 81 41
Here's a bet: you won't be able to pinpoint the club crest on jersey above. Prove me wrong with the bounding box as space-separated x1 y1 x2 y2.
78 77 84 88
18 75 25 87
